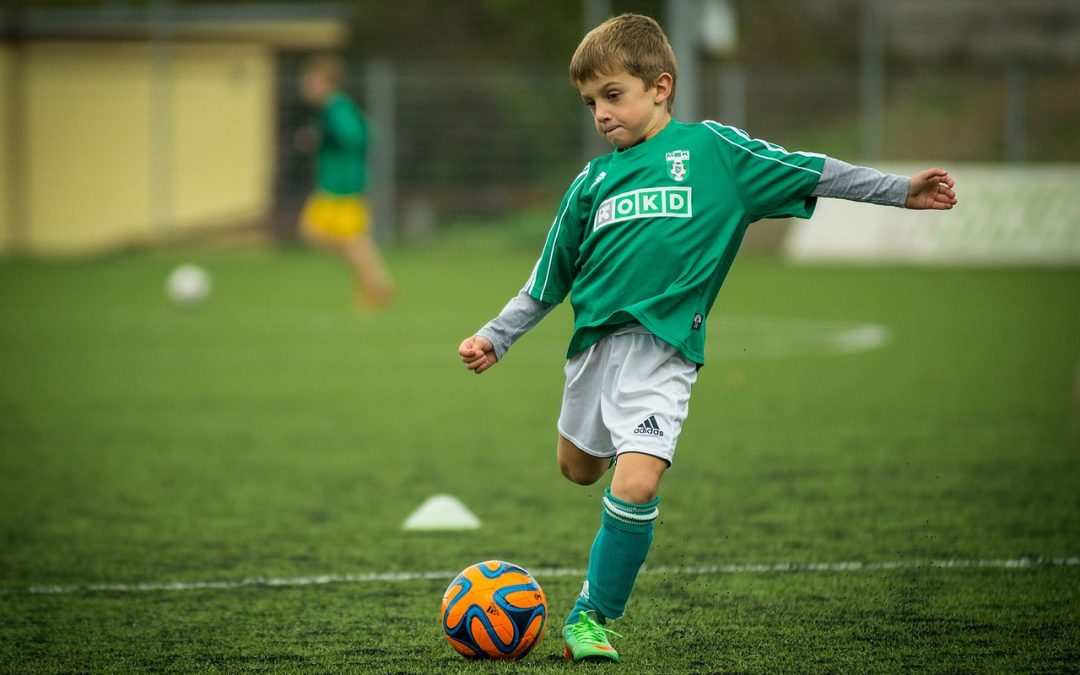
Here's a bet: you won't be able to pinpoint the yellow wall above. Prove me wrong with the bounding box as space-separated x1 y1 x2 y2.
170 44 274 233
0 46 12 252
25 43 155 253
12 41 275 255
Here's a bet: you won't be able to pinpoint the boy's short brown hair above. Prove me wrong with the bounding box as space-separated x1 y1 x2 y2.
305 53 345 87
570 13 679 110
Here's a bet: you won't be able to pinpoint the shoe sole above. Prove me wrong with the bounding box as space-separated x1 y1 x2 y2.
563 645 619 663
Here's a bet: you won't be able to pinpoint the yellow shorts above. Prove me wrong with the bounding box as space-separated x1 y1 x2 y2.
300 193 370 240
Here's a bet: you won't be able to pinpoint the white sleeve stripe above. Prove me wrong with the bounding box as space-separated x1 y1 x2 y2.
527 164 589 295
702 121 823 177
531 166 590 299
524 258 541 293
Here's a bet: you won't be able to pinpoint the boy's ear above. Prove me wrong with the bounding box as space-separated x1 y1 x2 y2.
652 72 674 105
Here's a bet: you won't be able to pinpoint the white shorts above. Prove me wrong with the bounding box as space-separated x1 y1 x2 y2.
557 325 698 465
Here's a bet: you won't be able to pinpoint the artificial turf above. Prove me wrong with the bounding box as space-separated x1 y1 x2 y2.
1 230 1078 672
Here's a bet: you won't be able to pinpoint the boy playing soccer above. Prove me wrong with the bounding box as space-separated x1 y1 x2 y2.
298 55 395 309
458 14 955 663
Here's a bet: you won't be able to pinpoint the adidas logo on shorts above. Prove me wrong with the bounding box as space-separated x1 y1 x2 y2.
633 415 664 437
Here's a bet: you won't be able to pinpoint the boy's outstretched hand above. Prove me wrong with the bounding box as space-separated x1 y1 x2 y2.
458 335 498 375
906 168 957 210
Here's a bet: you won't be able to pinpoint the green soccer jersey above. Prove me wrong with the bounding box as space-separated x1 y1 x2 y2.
526 119 826 364
315 93 368 195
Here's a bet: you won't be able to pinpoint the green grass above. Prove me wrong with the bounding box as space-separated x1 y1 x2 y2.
1 232 1078 673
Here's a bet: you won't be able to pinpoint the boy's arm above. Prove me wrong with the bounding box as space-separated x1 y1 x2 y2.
811 158 956 210
324 97 366 150
459 290 556 375
477 290 556 360
459 163 590 375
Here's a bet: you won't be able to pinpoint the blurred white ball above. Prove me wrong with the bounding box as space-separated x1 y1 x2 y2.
166 264 212 307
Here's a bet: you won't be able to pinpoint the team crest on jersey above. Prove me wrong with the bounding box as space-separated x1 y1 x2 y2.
665 150 691 182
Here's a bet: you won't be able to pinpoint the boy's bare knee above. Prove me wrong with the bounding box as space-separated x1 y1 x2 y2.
558 458 603 485
610 453 667 503
610 475 659 503
556 435 609 485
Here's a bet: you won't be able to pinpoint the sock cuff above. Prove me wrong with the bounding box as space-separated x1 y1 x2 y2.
603 487 659 528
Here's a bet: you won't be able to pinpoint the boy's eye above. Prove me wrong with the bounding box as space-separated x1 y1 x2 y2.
606 91 620 102
584 100 595 109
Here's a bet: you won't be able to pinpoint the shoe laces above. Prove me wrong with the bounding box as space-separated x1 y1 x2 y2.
568 611 623 643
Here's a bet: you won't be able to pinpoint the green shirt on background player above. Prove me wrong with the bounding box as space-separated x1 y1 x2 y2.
314 92 368 196
458 13 957 664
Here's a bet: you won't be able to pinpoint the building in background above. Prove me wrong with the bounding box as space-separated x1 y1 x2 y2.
0 4 346 256
2 0 1078 258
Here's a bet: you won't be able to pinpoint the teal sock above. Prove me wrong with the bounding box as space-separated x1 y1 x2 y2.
565 487 659 625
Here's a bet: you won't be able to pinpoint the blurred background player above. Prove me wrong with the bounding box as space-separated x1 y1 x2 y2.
297 54 395 310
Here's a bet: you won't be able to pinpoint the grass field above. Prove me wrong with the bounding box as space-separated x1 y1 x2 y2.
1 229 1078 673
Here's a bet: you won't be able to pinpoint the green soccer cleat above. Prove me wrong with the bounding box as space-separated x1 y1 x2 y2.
562 611 622 663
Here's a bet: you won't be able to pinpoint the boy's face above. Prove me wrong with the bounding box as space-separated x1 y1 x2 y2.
300 69 333 106
577 71 672 150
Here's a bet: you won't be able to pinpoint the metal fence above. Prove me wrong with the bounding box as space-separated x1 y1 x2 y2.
271 55 1080 243
9 2 1076 252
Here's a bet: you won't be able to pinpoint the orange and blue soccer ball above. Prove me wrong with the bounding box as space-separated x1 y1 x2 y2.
440 560 547 660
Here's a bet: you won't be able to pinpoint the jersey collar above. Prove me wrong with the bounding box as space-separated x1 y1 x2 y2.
612 118 680 160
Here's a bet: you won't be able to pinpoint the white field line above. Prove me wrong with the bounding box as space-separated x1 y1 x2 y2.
2 556 1077 596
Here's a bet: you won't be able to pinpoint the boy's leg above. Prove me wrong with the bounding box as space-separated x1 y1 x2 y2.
563 332 696 661
300 195 395 309
557 332 693 659
563 453 665 662
566 453 666 625
610 452 667 503
299 214 338 249
557 434 610 486
344 235 395 308
556 340 617 485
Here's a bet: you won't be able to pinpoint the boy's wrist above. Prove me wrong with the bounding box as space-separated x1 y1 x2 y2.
477 290 557 362
475 328 505 361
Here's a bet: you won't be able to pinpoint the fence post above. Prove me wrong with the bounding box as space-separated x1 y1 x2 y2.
365 59 396 246
581 0 612 160
150 0 175 241
859 0 884 162
1003 62 1027 163
717 63 746 128
665 0 701 123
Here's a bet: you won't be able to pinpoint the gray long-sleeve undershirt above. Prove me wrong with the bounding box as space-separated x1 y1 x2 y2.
812 156 909 206
476 291 556 361
476 157 910 360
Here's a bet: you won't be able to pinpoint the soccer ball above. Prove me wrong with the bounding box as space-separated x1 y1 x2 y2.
165 264 211 307
440 560 547 660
